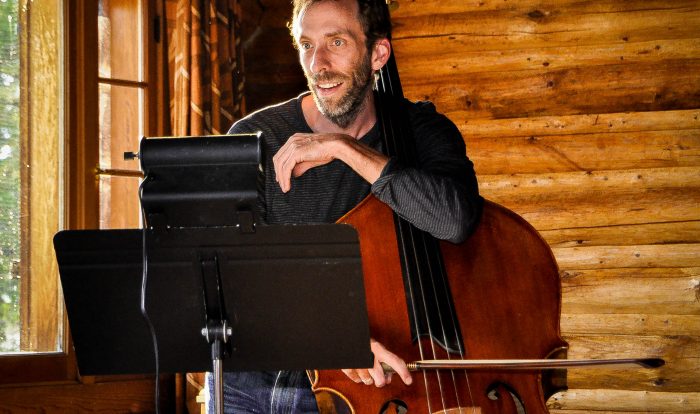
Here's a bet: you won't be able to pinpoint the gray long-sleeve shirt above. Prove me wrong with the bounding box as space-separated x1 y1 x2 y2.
228 92 482 243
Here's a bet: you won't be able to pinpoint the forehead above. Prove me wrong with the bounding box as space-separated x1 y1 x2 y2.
292 0 363 40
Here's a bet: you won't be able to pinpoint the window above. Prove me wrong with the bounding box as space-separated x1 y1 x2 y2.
0 0 21 353
0 0 163 383
97 0 159 230
0 0 63 356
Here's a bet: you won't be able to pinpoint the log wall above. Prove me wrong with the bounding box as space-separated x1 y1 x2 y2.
241 0 700 412
389 0 700 412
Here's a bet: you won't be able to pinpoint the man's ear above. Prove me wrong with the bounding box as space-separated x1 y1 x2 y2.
371 38 391 71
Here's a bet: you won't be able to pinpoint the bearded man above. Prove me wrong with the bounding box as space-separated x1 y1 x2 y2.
208 0 482 412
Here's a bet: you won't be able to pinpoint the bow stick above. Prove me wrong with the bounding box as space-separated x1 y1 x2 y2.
381 357 664 373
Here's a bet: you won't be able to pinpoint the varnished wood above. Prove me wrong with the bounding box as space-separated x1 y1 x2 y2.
561 314 700 336
0 376 174 412
560 267 700 315
468 131 700 175
391 0 700 48
402 59 700 118
394 39 700 76
540 221 700 248
549 389 700 412
313 196 567 413
239 0 306 112
456 110 700 140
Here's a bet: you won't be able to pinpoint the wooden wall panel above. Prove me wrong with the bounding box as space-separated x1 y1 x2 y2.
0 376 173 412
458 108 699 133
240 0 700 412
391 1 700 46
239 0 307 113
388 0 700 412
400 60 700 117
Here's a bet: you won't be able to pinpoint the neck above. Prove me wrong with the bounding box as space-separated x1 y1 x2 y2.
301 91 377 139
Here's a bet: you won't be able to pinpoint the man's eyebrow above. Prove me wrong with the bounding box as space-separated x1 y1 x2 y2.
324 28 362 42
325 29 350 37
297 28 359 42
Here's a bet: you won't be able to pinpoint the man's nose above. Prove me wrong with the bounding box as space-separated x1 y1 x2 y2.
310 45 330 74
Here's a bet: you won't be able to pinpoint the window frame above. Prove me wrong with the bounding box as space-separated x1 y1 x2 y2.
0 0 165 385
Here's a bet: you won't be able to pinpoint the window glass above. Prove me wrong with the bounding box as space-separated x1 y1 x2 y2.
0 0 62 354
98 0 143 82
0 0 20 353
98 0 144 230
98 83 144 172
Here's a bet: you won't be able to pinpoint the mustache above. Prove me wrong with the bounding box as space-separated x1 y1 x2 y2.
308 71 349 84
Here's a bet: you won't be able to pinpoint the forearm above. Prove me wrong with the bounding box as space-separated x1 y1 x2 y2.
371 159 482 243
333 137 389 185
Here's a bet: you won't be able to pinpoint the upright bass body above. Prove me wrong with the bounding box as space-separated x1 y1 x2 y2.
310 195 568 414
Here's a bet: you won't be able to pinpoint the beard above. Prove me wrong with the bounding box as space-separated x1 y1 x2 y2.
306 53 374 128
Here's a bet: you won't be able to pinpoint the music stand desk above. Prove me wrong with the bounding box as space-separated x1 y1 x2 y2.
54 224 372 376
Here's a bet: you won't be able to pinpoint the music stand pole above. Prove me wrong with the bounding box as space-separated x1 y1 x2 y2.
202 321 230 414
214 354 223 414
200 253 233 414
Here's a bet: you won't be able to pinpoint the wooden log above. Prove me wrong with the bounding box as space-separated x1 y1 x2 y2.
468 130 700 175
560 267 700 315
391 0 700 21
479 167 700 193
550 411 681 414
394 38 700 77
454 110 700 140
241 0 304 112
400 59 700 118
563 371 695 394
391 0 700 50
482 187 700 230
561 314 700 336
242 21 305 111
561 334 700 392
547 390 700 411
553 244 700 269
539 221 700 248
472 132 696 173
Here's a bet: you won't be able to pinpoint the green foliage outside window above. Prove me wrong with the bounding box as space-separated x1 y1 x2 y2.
0 0 20 352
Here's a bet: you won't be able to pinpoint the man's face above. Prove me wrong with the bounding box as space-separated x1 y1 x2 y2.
293 0 374 128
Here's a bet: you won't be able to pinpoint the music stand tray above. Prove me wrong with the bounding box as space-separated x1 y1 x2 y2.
54 224 373 376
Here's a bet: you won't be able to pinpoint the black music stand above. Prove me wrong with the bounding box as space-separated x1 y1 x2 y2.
55 134 373 413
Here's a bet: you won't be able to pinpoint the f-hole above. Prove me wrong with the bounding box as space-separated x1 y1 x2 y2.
380 399 408 414
487 382 527 414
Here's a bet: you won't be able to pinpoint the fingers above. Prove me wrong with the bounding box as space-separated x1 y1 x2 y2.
341 368 375 386
340 341 413 389
341 369 381 387
370 340 413 386
272 134 309 193
368 362 388 387
272 133 336 193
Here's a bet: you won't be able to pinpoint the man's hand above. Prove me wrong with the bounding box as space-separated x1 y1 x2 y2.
341 339 413 388
272 132 343 192
272 132 388 193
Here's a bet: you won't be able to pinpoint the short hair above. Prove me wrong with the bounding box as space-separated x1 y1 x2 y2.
290 0 392 50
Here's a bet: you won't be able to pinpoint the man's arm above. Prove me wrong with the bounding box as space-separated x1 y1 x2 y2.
268 101 481 243
371 101 482 243
272 132 389 193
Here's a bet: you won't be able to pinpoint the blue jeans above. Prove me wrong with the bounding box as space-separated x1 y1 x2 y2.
206 370 319 414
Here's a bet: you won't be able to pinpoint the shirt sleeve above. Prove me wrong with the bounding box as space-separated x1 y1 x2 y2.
370 101 483 243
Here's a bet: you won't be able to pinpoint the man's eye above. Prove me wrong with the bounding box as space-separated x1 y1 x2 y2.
300 42 312 50
333 39 344 47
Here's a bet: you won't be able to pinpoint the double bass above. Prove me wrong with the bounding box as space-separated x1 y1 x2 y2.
309 3 662 413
